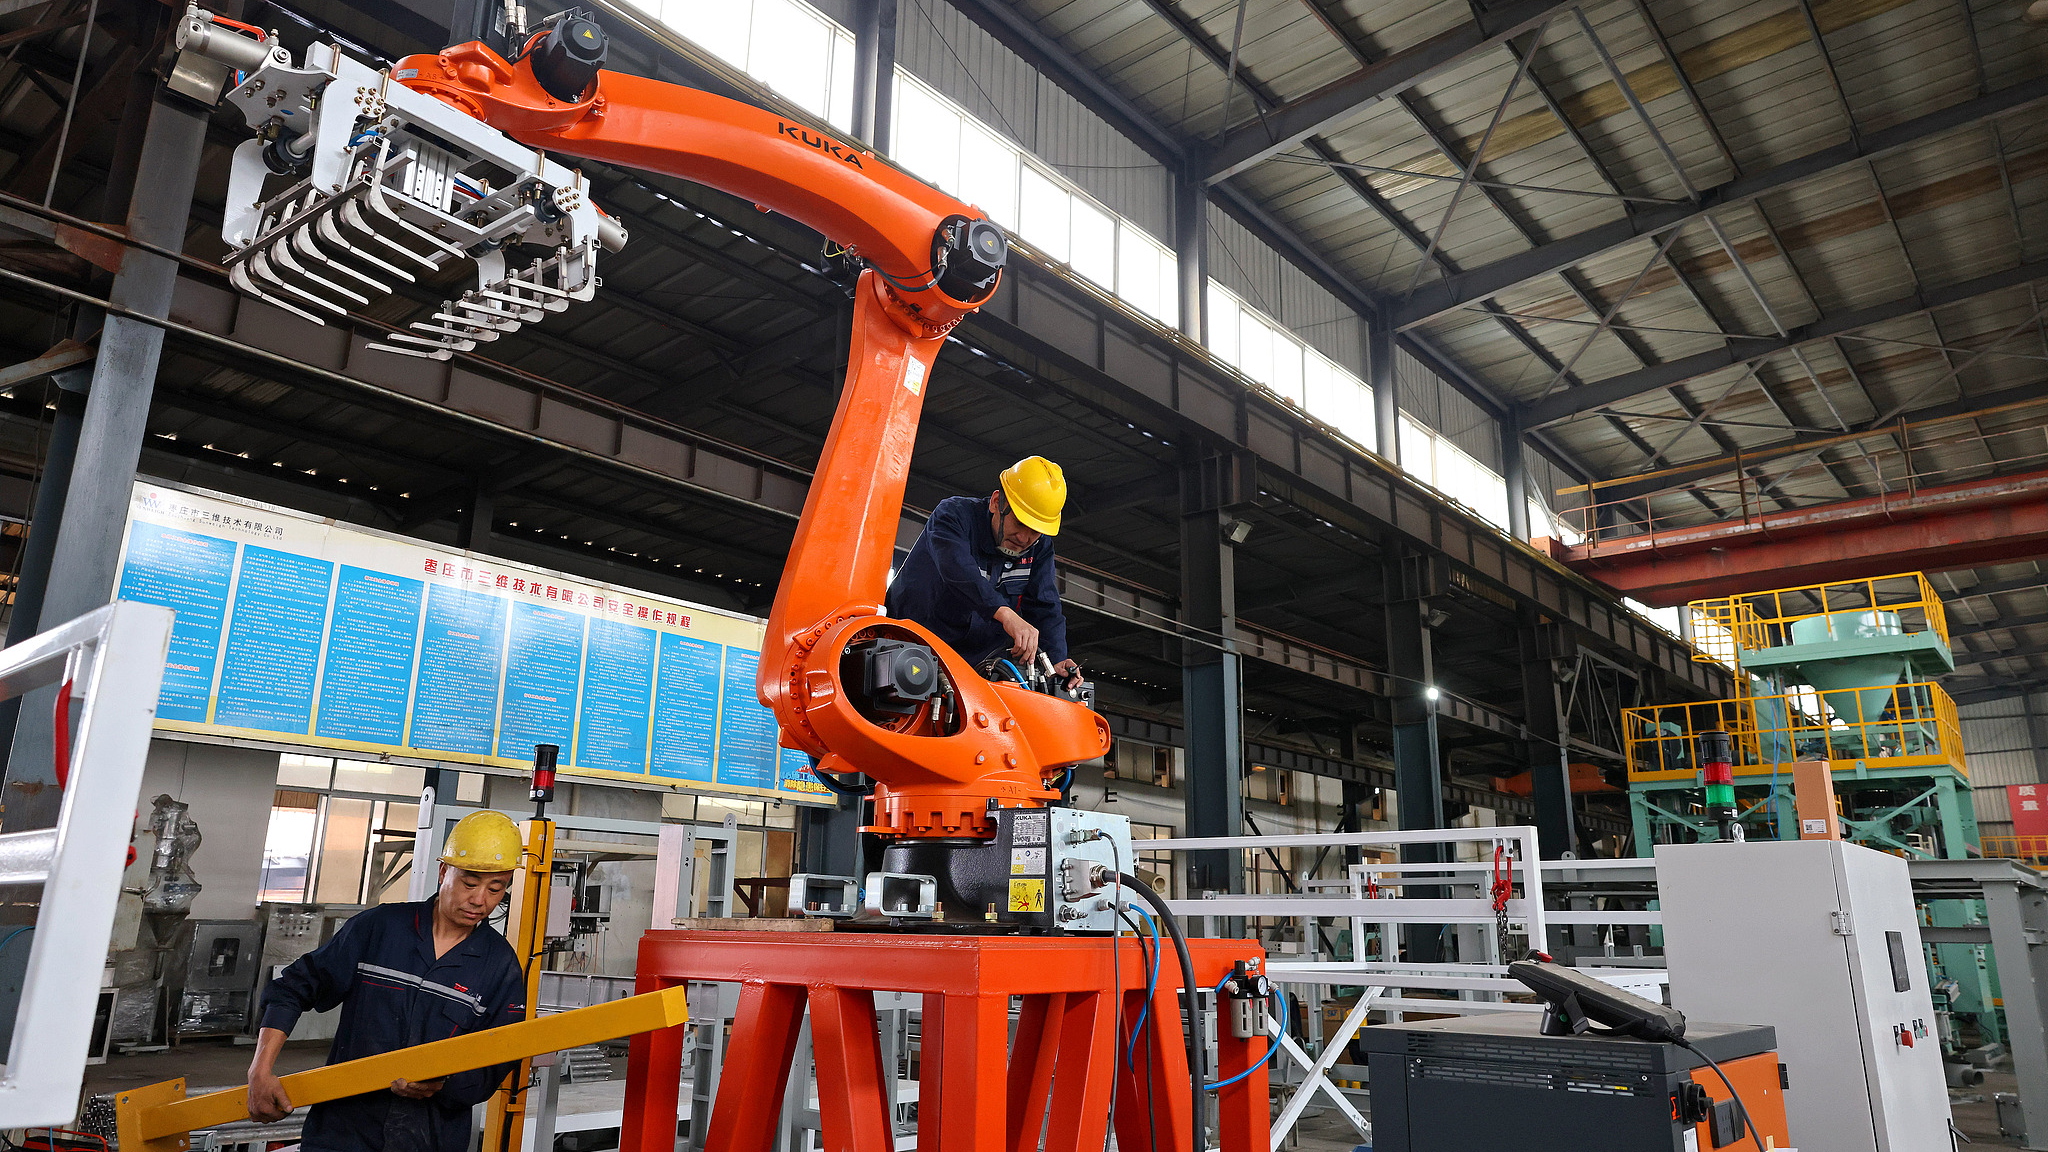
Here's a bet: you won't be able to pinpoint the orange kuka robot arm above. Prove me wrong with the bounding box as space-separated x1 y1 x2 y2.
394 29 1110 840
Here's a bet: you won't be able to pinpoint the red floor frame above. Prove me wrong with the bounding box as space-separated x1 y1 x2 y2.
621 930 1270 1152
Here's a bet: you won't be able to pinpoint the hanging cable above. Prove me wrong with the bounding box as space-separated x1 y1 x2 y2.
805 756 873 798
1115 905 1161 1152
1121 900 1162 1067
1119 872 1205 1152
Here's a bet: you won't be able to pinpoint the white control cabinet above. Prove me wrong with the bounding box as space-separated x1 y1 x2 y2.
1656 840 1950 1151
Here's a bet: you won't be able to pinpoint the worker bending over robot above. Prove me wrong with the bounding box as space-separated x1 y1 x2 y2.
887 455 1083 692
244 812 529 1152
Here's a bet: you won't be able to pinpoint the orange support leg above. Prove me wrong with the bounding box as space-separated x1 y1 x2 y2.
809 987 896 1152
1043 992 1115 1152
620 973 687 1152
702 981 808 1152
1005 993 1065 1152
937 993 1010 1152
916 994 948 1152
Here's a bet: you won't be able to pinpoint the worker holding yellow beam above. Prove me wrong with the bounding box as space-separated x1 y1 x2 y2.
244 812 529 1152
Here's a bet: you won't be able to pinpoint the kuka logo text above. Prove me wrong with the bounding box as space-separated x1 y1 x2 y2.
778 122 864 168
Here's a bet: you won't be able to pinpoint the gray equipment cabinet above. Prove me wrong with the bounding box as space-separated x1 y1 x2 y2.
1657 840 1951 1152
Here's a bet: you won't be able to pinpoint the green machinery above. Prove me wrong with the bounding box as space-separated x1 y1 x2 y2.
1622 572 1998 1039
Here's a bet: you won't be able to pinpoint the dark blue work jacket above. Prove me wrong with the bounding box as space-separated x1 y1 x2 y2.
257 900 526 1152
886 495 1068 668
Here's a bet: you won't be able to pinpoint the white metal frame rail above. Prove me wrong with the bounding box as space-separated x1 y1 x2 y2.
1147 829 1672 1150
1151 827 1547 1150
1155 826 1551 947
0 602 172 1128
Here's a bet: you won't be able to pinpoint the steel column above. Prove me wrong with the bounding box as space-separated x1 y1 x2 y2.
1181 476 1242 893
457 476 495 550
1175 163 1208 344
1519 613 1578 859
4 367 87 647
1983 879 2048 1150
849 0 897 153
1384 550 1445 959
3 96 205 827
798 792 865 876
1369 320 1397 465
1502 416 1530 541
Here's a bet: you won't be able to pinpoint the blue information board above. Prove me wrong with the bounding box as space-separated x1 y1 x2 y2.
116 522 237 723
115 482 830 802
409 585 509 756
651 634 723 783
215 545 335 733
578 619 656 775
316 567 425 744
716 648 779 789
498 602 585 759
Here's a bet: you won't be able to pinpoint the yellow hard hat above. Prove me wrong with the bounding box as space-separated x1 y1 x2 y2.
999 456 1066 536
439 810 523 873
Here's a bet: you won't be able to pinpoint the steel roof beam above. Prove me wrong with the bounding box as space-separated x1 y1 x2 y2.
1200 0 1580 182
1390 73 2048 333
1519 256 2048 428
1572 377 2048 506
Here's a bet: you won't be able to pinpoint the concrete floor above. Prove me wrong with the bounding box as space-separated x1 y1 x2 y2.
80 1037 2006 1150
84 1038 331 1097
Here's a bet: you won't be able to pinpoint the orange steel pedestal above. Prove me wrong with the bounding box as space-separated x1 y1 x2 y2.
621 930 1270 1152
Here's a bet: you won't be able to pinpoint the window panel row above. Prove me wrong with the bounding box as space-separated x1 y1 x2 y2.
1208 285 1376 453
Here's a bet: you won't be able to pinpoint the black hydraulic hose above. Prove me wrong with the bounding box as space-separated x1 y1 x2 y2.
1120 872 1205 1152
806 756 874 798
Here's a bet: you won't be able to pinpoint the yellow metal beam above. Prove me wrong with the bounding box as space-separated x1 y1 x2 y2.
114 985 688 1152
482 817 557 1152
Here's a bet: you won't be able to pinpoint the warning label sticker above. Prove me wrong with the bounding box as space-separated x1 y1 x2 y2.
1007 878 1046 913
1010 847 1046 875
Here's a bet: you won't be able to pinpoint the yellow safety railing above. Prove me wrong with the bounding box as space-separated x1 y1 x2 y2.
1625 680 1966 783
1980 836 2048 864
1685 598 1767 666
1686 572 1950 652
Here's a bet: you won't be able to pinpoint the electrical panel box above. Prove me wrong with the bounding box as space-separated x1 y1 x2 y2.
994 807 1130 933
547 873 575 938
1656 839 1950 1151
1354 1014 1790 1151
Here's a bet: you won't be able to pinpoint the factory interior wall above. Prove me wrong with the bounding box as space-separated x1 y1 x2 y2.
564 781 660 977
476 773 664 975
138 738 282 922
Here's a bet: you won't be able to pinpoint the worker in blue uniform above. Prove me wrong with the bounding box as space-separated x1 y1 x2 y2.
887 456 1081 690
244 810 529 1152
